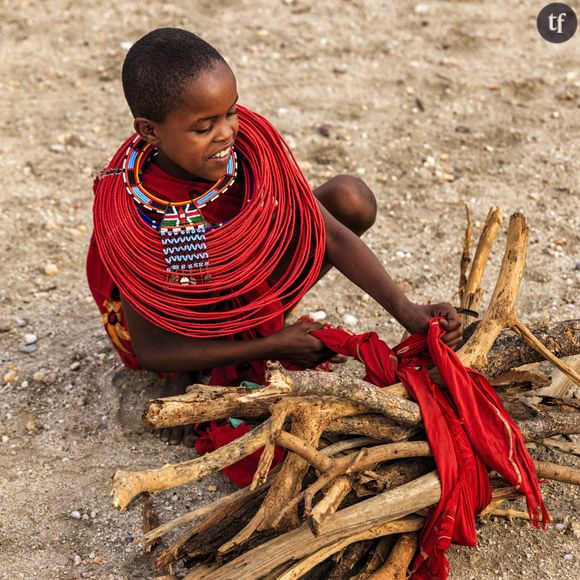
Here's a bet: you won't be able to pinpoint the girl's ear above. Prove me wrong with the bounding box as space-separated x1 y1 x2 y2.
134 118 161 145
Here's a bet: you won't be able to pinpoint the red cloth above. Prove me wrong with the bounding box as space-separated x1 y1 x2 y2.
311 320 549 579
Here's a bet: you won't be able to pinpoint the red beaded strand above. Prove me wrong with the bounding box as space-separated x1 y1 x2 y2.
92 106 326 338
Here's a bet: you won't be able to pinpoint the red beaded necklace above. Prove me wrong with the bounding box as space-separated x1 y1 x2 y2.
92 106 326 338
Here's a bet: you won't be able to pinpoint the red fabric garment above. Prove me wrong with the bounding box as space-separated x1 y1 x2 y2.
310 320 548 579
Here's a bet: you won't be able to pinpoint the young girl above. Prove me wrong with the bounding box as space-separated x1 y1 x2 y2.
87 27 462 446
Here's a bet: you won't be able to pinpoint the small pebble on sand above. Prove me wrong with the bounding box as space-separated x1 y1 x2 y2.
342 313 358 326
70 510 81 519
73 554 81 565
25 420 37 433
309 310 327 321
1 435 9 444
3 370 18 384
19 344 38 354
33 371 44 382
24 333 38 344
76 396 88 407
44 263 59 276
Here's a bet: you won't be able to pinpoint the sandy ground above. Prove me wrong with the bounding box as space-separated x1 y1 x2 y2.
1 0 579 578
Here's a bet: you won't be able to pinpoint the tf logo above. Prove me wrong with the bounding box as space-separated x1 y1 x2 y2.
537 3 577 43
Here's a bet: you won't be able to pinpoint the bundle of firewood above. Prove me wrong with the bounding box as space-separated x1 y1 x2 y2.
111 210 580 579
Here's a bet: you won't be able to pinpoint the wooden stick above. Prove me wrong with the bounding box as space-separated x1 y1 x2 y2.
356 458 433 496
536 354 580 397
266 519 423 580
142 494 159 554
309 476 353 535
155 496 235 571
250 396 294 490
539 438 580 456
483 508 531 522
156 486 268 571
207 473 440 579
484 320 580 379
326 414 417 442
321 437 381 456
512 319 580 386
285 369 421 426
516 411 580 441
143 478 272 544
534 460 580 485
143 383 285 428
369 532 418 580
463 206 503 313
274 432 431 481
358 536 395 579
458 202 473 307
111 418 272 510
457 213 528 370
327 540 374 580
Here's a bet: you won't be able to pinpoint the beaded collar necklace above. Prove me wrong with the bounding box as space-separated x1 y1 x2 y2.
121 135 238 283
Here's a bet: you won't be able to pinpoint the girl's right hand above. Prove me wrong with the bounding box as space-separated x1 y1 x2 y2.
269 321 335 367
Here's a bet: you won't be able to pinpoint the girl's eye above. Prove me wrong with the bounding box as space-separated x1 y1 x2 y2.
226 108 238 117
194 125 213 134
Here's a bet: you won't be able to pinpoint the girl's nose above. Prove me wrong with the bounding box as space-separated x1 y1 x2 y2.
214 118 235 142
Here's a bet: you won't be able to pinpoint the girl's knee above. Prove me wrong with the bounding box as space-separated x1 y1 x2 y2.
316 175 377 234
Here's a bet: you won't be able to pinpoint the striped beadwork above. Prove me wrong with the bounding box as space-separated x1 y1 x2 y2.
121 136 238 282
122 135 238 215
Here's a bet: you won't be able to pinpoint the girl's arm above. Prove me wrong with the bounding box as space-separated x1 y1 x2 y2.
318 202 463 347
121 296 331 372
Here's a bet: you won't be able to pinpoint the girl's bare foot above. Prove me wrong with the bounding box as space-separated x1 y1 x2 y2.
155 371 200 447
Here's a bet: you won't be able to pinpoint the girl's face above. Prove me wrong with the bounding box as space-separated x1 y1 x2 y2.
136 60 239 183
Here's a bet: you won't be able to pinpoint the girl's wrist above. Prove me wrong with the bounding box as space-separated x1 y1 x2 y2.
386 295 418 329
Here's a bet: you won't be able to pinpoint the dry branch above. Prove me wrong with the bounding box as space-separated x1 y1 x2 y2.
539 438 580 456
327 540 374 579
516 412 580 441
143 478 272 545
326 414 417 442
309 476 354 535
462 206 503 314
142 494 159 554
112 418 272 510
358 536 395 578
458 202 473 307
370 532 418 580
457 213 528 370
483 321 580 378
207 473 439 579
534 460 580 485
